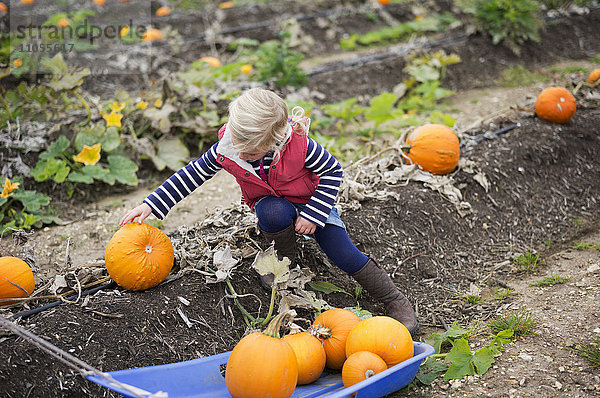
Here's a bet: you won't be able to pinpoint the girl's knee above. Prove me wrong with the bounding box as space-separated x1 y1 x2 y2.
255 196 296 232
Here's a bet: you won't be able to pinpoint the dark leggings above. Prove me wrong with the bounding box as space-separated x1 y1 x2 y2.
254 196 368 274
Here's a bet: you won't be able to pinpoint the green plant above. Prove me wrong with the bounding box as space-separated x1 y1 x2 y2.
459 0 541 54
251 33 306 87
571 217 584 226
457 293 483 304
493 288 516 300
513 251 542 273
0 177 60 233
322 98 364 135
570 342 600 368
416 322 514 384
530 274 571 287
487 309 536 336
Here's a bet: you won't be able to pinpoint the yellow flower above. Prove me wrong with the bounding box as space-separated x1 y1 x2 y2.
110 101 126 112
415 15 424 21
120 25 130 37
240 64 253 75
103 111 123 128
154 99 163 108
73 144 102 166
13 59 23 68
136 100 148 110
0 178 19 198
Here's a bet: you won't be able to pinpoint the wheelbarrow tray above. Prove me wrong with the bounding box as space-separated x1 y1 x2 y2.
87 342 434 398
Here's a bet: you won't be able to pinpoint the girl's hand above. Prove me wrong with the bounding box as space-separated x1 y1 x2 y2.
295 216 317 235
120 203 153 226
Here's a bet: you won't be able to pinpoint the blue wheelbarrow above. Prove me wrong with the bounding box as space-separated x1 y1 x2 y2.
87 342 434 398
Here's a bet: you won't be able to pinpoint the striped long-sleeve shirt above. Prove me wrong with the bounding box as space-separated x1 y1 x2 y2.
144 136 343 227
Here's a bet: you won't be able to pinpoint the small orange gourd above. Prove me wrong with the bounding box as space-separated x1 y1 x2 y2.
312 308 361 370
589 69 600 86
535 87 576 124
0 257 35 304
104 222 174 291
282 329 326 384
403 124 460 175
342 351 388 389
197 56 222 68
155 6 171 17
225 311 298 398
142 28 163 42
346 316 414 367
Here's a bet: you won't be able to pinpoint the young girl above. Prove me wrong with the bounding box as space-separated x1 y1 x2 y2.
120 88 418 334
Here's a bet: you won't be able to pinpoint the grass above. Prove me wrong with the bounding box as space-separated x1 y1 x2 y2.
513 251 542 273
493 288 516 300
488 309 537 337
456 293 483 304
570 342 600 368
571 241 600 250
530 274 571 287
497 65 550 88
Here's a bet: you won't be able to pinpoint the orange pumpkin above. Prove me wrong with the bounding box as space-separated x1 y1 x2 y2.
142 28 163 42
312 308 361 370
225 311 298 398
104 222 174 291
589 69 600 86
0 2 7 13
20 0 34 4
342 351 388 389
282 330 326 384
346 316 414 367
197 56 222 68
93 0 105 5
403 124 460 175
0 257 35 305
535 87 576 124
377 0 391 5
155 6 171 17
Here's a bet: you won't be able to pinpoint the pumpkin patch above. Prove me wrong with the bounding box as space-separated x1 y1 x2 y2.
104 222 174 291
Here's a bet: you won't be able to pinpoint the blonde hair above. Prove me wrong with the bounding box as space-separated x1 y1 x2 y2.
228 88 308 163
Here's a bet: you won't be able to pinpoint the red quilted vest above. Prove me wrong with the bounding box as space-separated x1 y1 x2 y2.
215 123 320 210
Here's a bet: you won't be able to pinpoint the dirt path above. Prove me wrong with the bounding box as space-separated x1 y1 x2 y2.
418 230 600 397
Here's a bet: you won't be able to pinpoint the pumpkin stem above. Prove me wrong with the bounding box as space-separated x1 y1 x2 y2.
398 144 411 152
308 324 333 340
263 309 296 338
145 245 153 254
365 369 376 379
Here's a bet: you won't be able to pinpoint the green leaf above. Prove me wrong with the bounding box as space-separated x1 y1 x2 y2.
473 347 494 375
153 137 190 171
444 338 475 381
53 164 70 183
0 197 7 207
322 98 363 122
364 92 399 127
143 103 176 133
74 125 121 153
107 155 138 186
426 333 447 354
406 64 440 82
12 190 51 212
344 307 372 320
42 53 68 75
30 158 70 183
40 136 70 160
309 281 350 295
416 358 449 385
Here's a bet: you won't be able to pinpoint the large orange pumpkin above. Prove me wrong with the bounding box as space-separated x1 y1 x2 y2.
589 69 600 86
0 257 35 304
535 87 576 124
346 316 414 367
104 222 174 291
225 311 298 398
403 124 460 175
342 351 388 389
282 330 326 384
312 308 361 370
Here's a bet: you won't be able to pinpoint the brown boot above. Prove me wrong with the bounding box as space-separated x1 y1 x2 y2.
351 257 419 335
258 223 297 289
